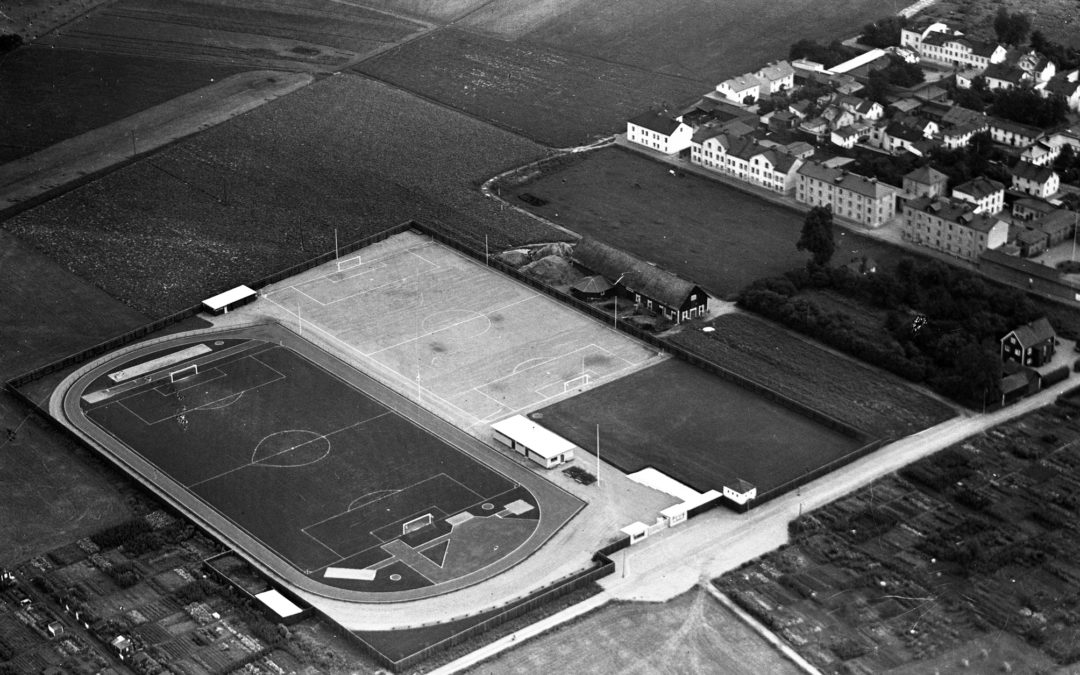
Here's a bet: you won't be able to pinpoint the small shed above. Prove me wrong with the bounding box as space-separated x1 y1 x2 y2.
255 589 306 625
723 479 757 512
202 285 257 315
621 522 649 545
570 275 614 300
46 621 64 638
491 415 577 468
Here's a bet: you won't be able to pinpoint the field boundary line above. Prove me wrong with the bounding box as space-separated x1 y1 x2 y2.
300 473 459 533
706 585 823 675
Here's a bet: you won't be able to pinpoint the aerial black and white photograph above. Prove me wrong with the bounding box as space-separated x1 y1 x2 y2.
2 0 1080 672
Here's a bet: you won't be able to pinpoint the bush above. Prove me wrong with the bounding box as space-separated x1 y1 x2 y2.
0 34 23 54
91 519 153 550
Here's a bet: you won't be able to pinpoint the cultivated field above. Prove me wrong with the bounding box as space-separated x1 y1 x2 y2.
363 0 891 82
357 28 708 147
501 147 907 298
669 313 957 439
716 402 1080 672
0 47 243 163
2 75 562 317
35 0 429 71
466 586 803 675
63 322 583 600
536 359 862 494
259 231 661 430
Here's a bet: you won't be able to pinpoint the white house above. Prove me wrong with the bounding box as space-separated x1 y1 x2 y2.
715 73 762 104
988 118 1044 148
919 31 1006 69
1011 161 1060 198
952 177 1004 214
691 130 803 194
626 109 694 154
755 61 795 96
491 415 577 469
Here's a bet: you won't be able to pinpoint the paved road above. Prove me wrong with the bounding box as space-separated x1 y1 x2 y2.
434 377 1077 673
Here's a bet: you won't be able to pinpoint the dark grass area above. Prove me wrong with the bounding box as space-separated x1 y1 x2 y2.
80 338 534 588
356 28 708 147
2 75 562 318
504 146 909 298
0 46 242 163
536 359 862 494
668 314 957 439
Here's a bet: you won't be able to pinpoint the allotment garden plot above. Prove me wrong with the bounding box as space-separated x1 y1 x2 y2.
62 323 582 601
261 232 661 430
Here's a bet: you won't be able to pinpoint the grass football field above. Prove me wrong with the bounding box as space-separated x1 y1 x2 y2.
66 323 582 599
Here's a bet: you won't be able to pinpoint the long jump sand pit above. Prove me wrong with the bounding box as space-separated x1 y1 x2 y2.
260 230 663 430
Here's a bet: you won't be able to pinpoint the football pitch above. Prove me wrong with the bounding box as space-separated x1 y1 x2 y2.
61 323 583 600
259 231 661 430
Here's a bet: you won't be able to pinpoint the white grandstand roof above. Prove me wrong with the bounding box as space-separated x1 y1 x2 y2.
491 415 577 460
202 285 256 311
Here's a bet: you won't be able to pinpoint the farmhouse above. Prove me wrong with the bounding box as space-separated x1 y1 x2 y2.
491 415 577 468
901 197 1008 262
626 109 693 154
1001 317 1056 367
795 161 897 228
951 177 1004 214
573 238 708 323
1011 161 1060 199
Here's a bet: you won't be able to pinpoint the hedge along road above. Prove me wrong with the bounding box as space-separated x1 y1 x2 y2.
0 70 312 215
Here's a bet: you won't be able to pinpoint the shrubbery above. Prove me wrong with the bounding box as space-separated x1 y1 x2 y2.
737 256 1044 406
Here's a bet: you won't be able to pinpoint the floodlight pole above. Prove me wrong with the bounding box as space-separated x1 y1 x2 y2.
334 228 339 261
485 234 489 266
297 298 302 337
596 424 601 487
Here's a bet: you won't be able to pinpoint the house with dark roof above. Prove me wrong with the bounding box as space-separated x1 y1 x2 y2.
1001 317 1056 367
796 161 898 228
1045 71 1080 112
1016 226 1050 257
1013 197 1056 221
690 130 803 193
919 31 1007 69
1033 209 1077 247
626 109 693 154
572 238 708 323
1011 160 1060 199
901 196 1009 261
952 177 1005 214
988 118 1045 148
904 166 949 199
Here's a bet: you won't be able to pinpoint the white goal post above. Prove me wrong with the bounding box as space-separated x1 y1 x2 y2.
402 513 433 535
169 364 199 383
563 373 591 392
336 255 362 272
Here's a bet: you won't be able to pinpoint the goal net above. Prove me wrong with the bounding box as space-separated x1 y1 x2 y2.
563 373 591 392
336 255 361 272
169 364 199 383
402 513 433 535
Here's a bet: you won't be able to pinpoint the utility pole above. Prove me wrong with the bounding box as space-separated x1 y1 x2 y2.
596 424 601 486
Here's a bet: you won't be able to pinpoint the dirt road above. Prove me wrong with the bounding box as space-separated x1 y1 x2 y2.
0 70 312 214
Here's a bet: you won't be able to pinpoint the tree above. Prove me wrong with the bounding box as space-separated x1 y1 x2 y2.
0 33 22 54
994 8 1032 46
797 206 835 266
860 16 908 48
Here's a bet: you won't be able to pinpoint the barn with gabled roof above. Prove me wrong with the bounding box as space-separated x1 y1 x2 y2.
572 238 708 323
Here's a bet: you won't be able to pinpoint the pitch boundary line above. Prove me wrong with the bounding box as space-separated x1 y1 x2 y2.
294 255 440 308
299 473 461 533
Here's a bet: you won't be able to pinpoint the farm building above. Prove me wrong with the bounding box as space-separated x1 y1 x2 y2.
1001 317 1056 367
491 415 577 468
202 285 257 315
572 238 708 323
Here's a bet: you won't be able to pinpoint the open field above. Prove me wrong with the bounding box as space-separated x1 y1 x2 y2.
0 70 312 209
669 313 957 439
465 586 803 675
259 232 661 430
0 46 244 164
501 147 908 298
2 75 562 317
0 0 112 41
357 28 708 147
63 322 583 600
35 0 429 70
921 0 1080 49
715 402 1080 673
0 229 146 567
362 0 891 82
536 359 862 494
